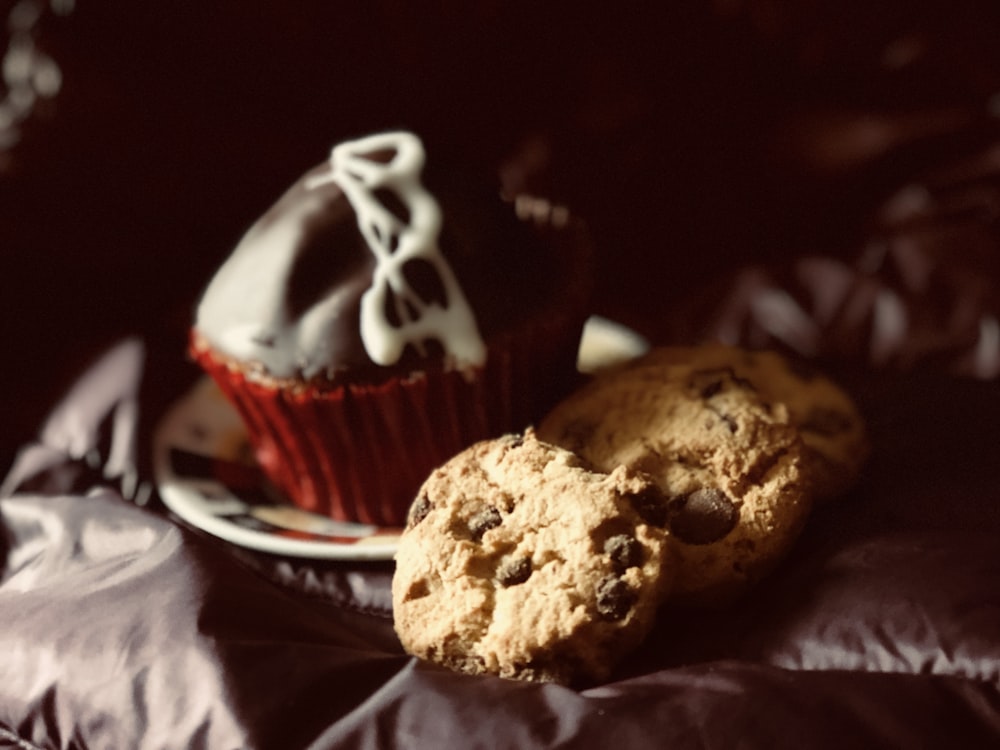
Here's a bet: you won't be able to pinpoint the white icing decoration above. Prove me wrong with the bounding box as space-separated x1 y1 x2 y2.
195 132 489 379
308 131 486 370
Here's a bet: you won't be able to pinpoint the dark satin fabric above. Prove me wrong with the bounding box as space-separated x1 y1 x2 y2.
1 339 999 749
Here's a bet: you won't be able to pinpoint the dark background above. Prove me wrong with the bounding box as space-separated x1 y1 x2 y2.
4 0 1000 470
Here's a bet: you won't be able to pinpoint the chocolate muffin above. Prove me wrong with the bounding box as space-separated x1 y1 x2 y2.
190 131 592 526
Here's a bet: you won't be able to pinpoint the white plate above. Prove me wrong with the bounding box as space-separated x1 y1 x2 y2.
153 377 405 559
152 316 649 560
577 315 650 374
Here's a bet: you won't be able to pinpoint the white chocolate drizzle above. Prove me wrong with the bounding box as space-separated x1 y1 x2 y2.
308 131 486 370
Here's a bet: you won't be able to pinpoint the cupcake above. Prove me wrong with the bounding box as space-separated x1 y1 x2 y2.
190 131 592 527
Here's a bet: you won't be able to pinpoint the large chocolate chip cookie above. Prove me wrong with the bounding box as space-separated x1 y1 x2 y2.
538 347 815 606
391 430 672 685
640 345 869 500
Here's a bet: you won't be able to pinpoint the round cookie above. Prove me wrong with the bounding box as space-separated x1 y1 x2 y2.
391 430 673 685
537 351 812 607
639 345 869 500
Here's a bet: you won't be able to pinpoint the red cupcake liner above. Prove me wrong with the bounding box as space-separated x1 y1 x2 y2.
191 198 593 527
190 320 583 528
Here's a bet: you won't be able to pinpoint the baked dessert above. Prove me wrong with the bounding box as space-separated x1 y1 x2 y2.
637 345 869 500
391 430 673 685
190 131 591 526
537 348 813 606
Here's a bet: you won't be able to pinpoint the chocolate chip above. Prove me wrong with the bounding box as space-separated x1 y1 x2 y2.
626 485 668 528
708 407 739 433
667 488 738 545
604 534 643 572
468 507 502 541
404 579 430 601
595 577 636 621
801 407 852 436
691 367 756 399
408 495 432 529
497 557 532 586
699 379 724 399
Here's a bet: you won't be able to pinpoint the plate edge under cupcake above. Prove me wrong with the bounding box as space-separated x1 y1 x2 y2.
152 315 649 560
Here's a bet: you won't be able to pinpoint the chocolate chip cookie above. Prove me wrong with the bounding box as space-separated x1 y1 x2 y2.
638 345 869 500
538 349 813 606
391 430 672 685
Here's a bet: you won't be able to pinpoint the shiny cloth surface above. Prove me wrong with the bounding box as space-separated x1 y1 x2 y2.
2 339 999 749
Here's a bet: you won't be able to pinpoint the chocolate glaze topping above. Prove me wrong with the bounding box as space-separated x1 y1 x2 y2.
194 132 563 385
